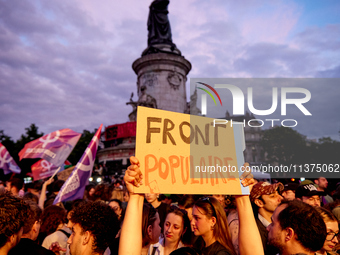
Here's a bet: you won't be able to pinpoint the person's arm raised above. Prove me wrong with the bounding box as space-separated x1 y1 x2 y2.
38 178 54 209
235 163 264 255
119 156 144 255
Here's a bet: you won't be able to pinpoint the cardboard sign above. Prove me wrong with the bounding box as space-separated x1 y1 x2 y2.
135 106 249 195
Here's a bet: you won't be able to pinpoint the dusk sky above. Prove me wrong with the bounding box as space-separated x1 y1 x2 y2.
1 0 339 142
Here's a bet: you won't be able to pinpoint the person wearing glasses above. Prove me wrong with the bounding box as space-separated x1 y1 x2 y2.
119 156 264 255
148 205 191 255
315 207 339 255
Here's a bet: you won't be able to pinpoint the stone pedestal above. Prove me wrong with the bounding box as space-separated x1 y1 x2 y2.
132 53 191 113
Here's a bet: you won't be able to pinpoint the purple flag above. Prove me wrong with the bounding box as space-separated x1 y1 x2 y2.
54 124 103 204
0 143 21 174
31 159 65 181
19 128 81 167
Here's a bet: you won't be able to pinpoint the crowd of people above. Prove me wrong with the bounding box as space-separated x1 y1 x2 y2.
0 157 339 255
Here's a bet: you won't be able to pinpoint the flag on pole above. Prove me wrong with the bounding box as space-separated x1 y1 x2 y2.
54 124 103 204
31 159 65 181
0 143 21 174
19 129 81 167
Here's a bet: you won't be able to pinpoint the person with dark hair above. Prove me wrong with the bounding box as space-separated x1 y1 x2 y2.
9 201 55 255
68 200 119 255
63 199 87 255
6 178 24 197
212 195 226 209
42 205 71 255
109 199 125 222
314 177 334 205
25 181 42 198
324 199 340 222
0 192 27 255
111 189 124 202
145 193 169 233
0 181 5 195
250 181 283 255
23 192 39 204
315 207 339 255
122 186 130 203
191 196 236 255
44 180 65 208
93 184 111 202
178 195 196 222
295 182 324 207
84 184 96 201
267 200 327 255
114 180 123 190
281 183 298 201
149 205 191 255
141 204 162 255
37 205 67 245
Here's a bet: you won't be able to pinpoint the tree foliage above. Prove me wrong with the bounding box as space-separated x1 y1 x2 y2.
261 127 340 166
261 126 307 165
67 129 95 164
15 124 44 155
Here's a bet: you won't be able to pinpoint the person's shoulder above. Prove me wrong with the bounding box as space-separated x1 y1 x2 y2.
9 238 54 255
255 217 267 232
29 239 55 255
215 250 232 255
202 241 232 255
159 202 169 209
213 242 232 255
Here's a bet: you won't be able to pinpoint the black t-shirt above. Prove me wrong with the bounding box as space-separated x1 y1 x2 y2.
201 241 232 255
9 238 55 255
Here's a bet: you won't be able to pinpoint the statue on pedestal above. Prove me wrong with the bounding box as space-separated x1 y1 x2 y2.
137 86 157 108
142 0 180 56
185 88 201 115
148 0 173 46
126 86 157 121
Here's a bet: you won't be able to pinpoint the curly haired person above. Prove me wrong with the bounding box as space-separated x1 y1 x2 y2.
0 192 28 255
67 200 119 255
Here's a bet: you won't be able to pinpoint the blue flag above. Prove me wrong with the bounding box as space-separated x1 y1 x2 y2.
53 124 102 204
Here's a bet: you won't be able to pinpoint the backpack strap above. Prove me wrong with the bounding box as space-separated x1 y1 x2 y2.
151 246 157 255
58 229 71 238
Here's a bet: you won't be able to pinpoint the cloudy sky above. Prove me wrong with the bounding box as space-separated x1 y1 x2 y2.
1 0 339 142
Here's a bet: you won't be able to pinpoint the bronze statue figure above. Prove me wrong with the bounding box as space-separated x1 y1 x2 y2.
147 0 174 46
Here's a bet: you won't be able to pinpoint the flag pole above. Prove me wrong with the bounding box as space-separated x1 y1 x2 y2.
49 166 61 180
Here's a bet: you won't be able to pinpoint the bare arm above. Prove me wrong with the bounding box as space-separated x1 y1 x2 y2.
119 156 144 255
235 196 263 255
38 178 54 209
235 164 264 255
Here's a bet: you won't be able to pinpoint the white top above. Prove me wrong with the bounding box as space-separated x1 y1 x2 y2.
42 225 71 255
148 237 184 255
258 213 271 228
